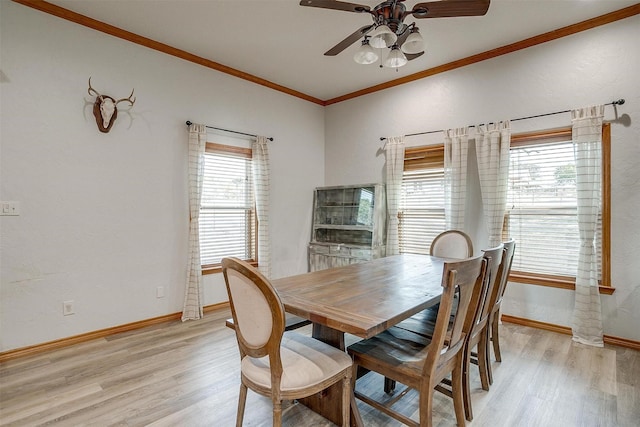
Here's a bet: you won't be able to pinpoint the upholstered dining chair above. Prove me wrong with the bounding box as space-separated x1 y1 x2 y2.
430 230 474 258
348 255 487 427
222 257 353 427
486 239 516 385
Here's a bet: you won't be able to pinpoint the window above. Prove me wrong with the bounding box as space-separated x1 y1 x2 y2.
504 125 611 291
200 143 256 272
399 145 446 254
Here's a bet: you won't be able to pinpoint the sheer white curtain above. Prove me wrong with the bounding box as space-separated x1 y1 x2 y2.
476 121 511 247
252 136 271 278
384 136 405 256
182 123 207 321
571 105 604 347
444 128 469 231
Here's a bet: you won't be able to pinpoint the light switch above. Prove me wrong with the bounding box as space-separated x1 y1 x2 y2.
0 201 20 216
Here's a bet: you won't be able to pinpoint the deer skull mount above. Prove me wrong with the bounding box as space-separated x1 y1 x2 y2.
87 77 136 133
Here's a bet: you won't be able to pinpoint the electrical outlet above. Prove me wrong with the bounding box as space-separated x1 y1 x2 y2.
156 286 164 298
63 300 75 316
0 201 20 216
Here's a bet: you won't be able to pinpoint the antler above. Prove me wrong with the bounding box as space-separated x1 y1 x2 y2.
87 77 103 99
116 88 136 106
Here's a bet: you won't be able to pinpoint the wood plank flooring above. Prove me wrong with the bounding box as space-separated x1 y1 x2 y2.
1 307 638 426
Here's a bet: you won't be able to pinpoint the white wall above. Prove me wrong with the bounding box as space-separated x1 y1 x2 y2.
325 16 640 341
2 2 638 353
0 2 324 352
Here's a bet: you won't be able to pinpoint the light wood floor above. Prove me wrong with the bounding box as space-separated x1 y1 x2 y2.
1 307 638 426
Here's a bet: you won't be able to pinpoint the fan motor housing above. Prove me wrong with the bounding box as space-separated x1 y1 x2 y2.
373 1 407 33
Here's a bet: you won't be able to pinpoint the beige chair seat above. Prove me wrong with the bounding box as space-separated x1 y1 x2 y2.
242 331 353 392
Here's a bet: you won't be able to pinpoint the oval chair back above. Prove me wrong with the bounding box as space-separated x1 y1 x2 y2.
222 257 353 427
431 230 474 259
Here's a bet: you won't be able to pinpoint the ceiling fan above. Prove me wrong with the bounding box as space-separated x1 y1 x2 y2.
300 0 490 67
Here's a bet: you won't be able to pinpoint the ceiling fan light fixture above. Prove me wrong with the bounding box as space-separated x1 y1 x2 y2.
369 24 397 48
353 39 379 65
401 28 424 55
384 45 408 68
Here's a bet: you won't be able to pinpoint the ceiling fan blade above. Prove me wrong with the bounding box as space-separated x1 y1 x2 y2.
299 0 371 13
407 51 425 61
410 0 490 18
324 24 375 56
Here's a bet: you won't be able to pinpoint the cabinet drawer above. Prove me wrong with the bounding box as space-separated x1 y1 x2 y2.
349 248 372 259
310 244 372 258
309 244 330 255
329 245 350 255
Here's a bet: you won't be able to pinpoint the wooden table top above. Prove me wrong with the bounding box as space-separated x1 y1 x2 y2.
272 254 446 339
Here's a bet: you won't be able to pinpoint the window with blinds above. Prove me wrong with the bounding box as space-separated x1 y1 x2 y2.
399 145 446 255
199 144 255 267
504 126 610 286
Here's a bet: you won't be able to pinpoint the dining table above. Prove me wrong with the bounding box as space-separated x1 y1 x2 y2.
271 253 447 426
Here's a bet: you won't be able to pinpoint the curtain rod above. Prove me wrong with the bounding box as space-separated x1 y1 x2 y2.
379 99 625 141
185 120 273 141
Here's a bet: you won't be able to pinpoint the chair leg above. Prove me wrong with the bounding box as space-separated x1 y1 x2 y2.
491 312 502 363
451 361 467 426
486 319 494 385
486 328 494 386
236 383 248 427
272 400 282 427
478 331 490 391
341 374 351 427
419 387 434 427
384 377 396 394
462 345 473 421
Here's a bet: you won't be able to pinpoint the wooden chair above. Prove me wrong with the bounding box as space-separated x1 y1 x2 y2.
486 239 516 385
222 257 353 427
391 229 473 339
430 230 474 259
347 255 487 427
380 229 473 394
459 244 503 420
391 245 504 421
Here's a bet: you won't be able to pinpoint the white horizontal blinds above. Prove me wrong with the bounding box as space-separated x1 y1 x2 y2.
200 145 255 266
505 133 602 278
399 146 446 255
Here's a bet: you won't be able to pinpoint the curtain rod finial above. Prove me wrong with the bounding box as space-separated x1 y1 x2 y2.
613 99 625 105
186 120 192 126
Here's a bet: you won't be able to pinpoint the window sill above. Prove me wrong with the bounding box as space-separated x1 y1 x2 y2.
202 260 258 276
202 265 222 275
509 272 615 295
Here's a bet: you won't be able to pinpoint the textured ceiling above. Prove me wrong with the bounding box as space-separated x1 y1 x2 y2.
44 0 639 102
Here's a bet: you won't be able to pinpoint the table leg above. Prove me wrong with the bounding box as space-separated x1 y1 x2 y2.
296 323 363 427
313 322 345 350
